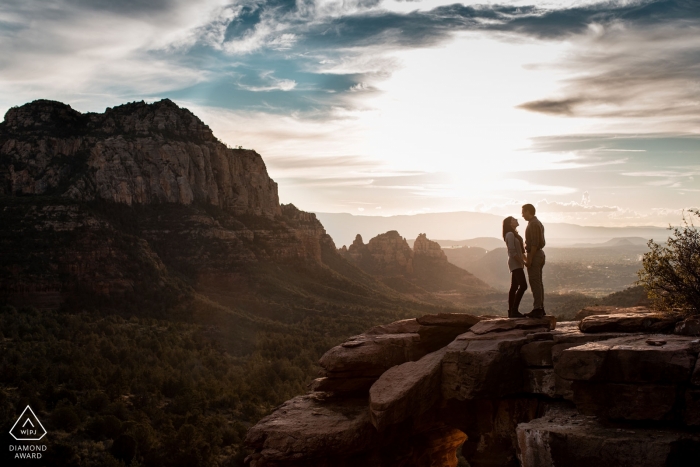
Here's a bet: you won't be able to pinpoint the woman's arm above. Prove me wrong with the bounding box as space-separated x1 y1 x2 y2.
505 233 522 265
506 233 524 266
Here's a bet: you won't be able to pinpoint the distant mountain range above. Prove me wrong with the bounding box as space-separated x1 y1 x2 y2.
315 212 669 248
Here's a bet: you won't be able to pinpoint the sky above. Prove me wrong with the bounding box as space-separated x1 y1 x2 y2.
1 0 698 226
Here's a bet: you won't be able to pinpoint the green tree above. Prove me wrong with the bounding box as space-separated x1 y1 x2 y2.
638 210 700 313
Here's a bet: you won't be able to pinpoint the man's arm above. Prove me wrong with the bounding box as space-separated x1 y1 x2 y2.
525 246 538 267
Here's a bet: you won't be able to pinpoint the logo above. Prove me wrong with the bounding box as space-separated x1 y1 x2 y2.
9 406 46 441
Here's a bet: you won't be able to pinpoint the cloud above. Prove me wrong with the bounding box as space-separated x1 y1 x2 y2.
517 97 584 115
237 71 297 91
536 199 620 212
516 4 700 126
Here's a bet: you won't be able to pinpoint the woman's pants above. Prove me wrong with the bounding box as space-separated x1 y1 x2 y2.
509 268 527 313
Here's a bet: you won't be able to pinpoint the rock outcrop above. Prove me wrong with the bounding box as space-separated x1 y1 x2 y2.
1 99 281 218
339 231 494 303
0 100 341 311
342 231 414 275
245 308 700 467
413 233 447 260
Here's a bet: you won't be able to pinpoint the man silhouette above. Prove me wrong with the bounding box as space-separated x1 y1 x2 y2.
522 204 546 318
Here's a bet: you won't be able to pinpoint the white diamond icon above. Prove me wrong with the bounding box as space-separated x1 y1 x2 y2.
10 406 47 441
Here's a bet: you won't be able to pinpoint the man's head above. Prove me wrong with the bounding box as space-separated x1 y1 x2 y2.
521 204 536 221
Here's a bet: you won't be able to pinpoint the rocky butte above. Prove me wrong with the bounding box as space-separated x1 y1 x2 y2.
339 231 494 304
0 99 340 317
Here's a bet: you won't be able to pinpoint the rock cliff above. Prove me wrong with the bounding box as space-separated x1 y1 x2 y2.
1 99 280 217
245 308 700 466
0 100 347 315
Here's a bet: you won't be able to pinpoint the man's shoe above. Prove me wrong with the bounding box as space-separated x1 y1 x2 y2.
525 308 546 318
508 310 525 318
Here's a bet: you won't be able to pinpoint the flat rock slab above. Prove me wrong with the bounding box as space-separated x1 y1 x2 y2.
442 328 550 400
517 403 700 467
310 376 378 394
579 312 680 333
319 333 423 377
366 318 423 335
470 316 556 335
369 348 447 430
417 313 482 327
575 306 652 321
245 393 376 463
556 334 700 383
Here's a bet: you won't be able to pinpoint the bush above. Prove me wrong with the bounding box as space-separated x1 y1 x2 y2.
638 210 700 314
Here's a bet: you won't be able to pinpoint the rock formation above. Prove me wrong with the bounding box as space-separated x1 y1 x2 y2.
245 307 700 466
339 231 493 303
1 99 281 218
0 100 341 311
413 233 446 260
342 231 414 275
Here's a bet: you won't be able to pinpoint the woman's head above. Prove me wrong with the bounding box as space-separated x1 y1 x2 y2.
502 216 518 240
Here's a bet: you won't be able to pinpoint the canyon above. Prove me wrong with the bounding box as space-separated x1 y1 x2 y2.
2 99 694 466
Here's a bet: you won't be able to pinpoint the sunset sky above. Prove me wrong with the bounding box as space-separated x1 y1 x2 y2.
1 0 698 226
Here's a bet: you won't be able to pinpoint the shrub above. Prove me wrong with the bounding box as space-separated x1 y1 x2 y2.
638 210 700 314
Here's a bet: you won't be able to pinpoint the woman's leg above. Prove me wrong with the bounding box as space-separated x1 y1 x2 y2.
508 270 518 313
509 269 526 317
512 268 528 314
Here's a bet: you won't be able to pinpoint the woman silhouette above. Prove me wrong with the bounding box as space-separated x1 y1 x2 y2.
503 216 527 318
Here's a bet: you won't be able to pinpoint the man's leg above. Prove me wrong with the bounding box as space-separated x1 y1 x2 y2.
527 251 545 310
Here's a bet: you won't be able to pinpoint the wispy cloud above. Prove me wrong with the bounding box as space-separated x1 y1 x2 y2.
536 199 620 212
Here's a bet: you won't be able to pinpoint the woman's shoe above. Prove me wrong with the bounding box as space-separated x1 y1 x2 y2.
508 310 525 318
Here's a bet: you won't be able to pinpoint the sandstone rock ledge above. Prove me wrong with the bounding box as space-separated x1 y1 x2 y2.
246 309 700 466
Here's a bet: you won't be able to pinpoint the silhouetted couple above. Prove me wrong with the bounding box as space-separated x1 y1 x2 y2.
503 204 546 318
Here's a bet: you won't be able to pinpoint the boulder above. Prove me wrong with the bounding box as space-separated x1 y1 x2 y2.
442 327 550 400
575 305 652 321
579 312 680 333
245 393 376 464
469 316 556 335
367 315 482 352
550 324 639 365
370 348 448 430
319 333 423 378
675 316 700 336
556 334 700 383
517 403 700 467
